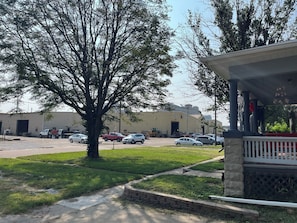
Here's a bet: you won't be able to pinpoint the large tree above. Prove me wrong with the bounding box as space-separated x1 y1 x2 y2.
0 0 174 158
180 0 297 108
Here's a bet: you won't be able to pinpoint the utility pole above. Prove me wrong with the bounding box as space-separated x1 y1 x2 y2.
118 101 122 133
214 77 217 146
185 104 192 135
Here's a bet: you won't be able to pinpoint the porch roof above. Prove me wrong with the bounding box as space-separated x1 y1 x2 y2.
200 40 297 105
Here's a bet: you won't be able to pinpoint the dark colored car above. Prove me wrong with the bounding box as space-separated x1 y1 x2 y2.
195 136 215 145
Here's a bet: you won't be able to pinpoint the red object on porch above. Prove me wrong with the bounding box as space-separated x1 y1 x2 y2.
249 102 254 113
265 133 297 137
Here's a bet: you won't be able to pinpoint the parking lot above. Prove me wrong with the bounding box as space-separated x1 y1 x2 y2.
0 136 175 158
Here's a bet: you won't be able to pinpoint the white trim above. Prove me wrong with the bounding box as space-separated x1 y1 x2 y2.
209 195 297 208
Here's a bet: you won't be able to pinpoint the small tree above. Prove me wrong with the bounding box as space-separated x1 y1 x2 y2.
180 0 297 107
0 0 174 158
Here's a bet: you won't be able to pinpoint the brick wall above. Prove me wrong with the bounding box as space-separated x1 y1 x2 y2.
224 137 244 197
123 183 258 220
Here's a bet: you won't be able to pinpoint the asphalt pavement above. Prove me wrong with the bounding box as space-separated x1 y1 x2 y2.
0 136 175 158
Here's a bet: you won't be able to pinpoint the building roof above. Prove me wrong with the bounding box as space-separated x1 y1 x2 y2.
200 40 297 105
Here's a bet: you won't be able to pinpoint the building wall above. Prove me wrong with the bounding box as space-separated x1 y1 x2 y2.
105 111 204 136
42 112 84 132
0 110 222 137
203 119 224 136
0 112 85 137
0 112 44 136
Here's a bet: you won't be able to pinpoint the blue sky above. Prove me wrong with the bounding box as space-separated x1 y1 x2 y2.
166 0 229 125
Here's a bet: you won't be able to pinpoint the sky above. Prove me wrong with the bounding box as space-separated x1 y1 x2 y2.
166 0 229 126
0 0 230 126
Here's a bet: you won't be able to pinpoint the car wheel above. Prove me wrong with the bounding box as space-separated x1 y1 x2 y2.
131 140 135 144
70 139 73 143
176 142 180 145
104 138 108 141
193 143 197 146
141 140 144 144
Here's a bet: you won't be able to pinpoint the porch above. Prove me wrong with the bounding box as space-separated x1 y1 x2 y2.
200 40 297 202
244 136 297 165
243 136 297 202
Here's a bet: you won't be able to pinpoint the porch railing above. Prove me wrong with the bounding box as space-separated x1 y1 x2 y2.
243 136 297 165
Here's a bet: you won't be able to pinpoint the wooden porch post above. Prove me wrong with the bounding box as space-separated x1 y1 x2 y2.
229 79 238 131
243 91 250 133
251 99 258 133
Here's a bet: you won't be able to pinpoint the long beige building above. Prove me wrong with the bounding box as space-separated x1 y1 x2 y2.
0 105 223 137
0 112 84 137
106 111 204 137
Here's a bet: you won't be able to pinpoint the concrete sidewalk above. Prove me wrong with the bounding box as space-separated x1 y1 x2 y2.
0 185 217 223
0 158 227 223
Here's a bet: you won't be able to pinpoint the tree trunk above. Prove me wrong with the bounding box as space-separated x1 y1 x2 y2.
87 137 99 158
86 115 102 159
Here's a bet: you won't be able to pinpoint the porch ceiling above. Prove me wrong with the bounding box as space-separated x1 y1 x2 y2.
200 40 297 105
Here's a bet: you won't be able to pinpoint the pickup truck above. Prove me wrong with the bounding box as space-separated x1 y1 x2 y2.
102 132 125 142
39 129 51 138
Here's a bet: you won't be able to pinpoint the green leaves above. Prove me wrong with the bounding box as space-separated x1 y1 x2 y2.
183 0 297 108
0 0 174 157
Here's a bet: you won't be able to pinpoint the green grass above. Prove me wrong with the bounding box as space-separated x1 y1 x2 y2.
21 147 221 175
134 175 224 199
190 160 224 172
0 146 220 215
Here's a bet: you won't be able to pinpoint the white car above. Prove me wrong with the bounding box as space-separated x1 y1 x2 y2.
39 129 51 138
69 133 88 143
122 133 145 144
175 137 203 146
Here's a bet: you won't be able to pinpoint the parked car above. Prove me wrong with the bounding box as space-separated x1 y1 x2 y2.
191 133 202 138
122 133 145 144
39 129 51 138
102 132 125 142
175 137 203 146
206 134 224 145
69 133 88 144
195 136 215 145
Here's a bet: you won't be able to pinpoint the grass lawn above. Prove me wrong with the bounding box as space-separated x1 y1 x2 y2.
134 175 224 199
0 146 220 215
133 161 297 223
190 160 224 172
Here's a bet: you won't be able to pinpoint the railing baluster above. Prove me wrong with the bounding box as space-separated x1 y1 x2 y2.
292 142 295 160
243 136 297 165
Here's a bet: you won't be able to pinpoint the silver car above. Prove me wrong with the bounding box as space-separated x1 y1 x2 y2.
122 133 145 144
69 133 88 144
175 137 203 146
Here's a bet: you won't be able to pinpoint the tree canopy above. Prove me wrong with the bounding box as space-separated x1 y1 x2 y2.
0 0 174 158
181 0 297 108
